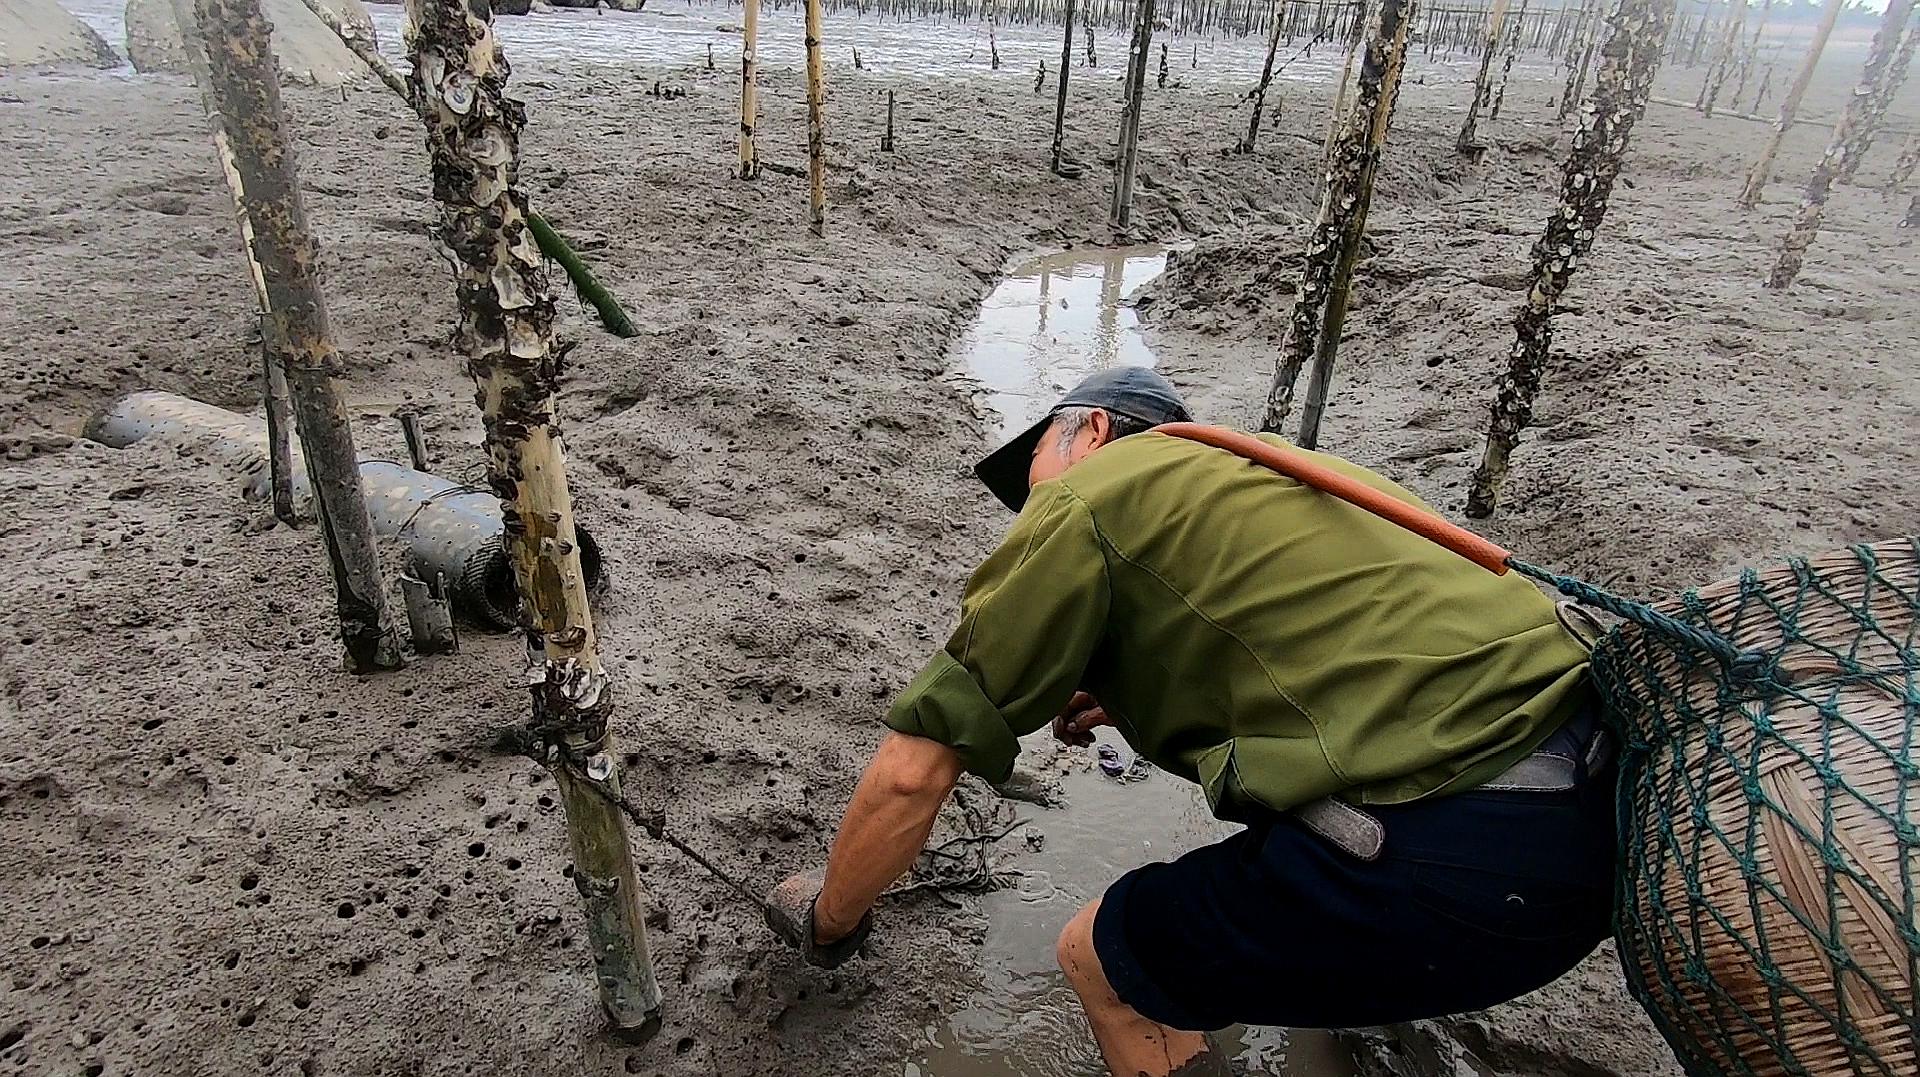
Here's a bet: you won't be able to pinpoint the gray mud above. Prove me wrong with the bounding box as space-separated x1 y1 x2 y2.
1 6 1916 1077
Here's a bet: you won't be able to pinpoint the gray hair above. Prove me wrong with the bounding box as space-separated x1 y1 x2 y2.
1050 405 1155 459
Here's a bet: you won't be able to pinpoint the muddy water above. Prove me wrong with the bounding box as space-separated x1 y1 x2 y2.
922 248 1355 1076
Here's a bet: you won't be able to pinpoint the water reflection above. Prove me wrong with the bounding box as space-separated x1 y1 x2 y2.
957 244 1171 440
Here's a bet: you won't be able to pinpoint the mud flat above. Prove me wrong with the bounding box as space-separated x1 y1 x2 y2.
2 5 1916 1076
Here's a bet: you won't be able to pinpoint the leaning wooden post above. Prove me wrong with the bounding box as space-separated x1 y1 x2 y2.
740 0 761 178
1466 0 1676 517
170 0 299 526
1487 0 1528 120
1109 0 1157 230
1457 0 1510 151
1322 0 1368 167
1886 134 1920 196
1834 16 1917 185
1737 0 1844 208
193 0 404 672
805 0 829 236
1052 0 1078 171
1696 0 1746 116
1288 0 1414 449
1767 0 1915 288
1267 0 1420 439
404 0 662 1036
1242 4 1287 153
1559 0 1600 119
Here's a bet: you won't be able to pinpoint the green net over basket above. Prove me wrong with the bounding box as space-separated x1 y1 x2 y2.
1553 537 1920 1077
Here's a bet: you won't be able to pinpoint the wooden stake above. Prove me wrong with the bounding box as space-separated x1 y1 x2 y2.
1835 16 1917 185
1052 0 1077 171
1768 0 1916 288
1290 0 1413 447
1886 133 1920 195
1457 0 1511 151
1487 0 1526 120
1905 190 1920 227
170 0 300 526
1737 0 1844 208
805 0 829 236
1697 0 1746 116
404 0 662 1035
1559 0 1599 121
399 410 430 473
1466 0 1676 518
1277 0 1414 448
1109 0 1157 230
883 88 896 151
1158 41 1169 87
1242 4 1286 153
741 0 761 178
1322 1 1367 168
193 0 404 672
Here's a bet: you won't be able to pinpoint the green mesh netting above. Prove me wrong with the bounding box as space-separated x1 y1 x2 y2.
1516 539 1920 1077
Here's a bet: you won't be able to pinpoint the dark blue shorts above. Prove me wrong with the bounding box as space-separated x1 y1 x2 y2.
1091 754 1617 1031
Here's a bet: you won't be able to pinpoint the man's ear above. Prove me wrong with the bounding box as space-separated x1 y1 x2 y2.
1087 408 1113 448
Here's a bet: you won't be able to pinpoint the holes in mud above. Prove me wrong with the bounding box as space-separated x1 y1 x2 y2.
624 1058 645 1074
504 858 522 871
348 959 367 976
236 1011 255 1029
239 873 259 891
674 1037 694 1056
223 950 240 970
292 994 311 1011
84 1065 104 1077
467 842 486 858
336 903 355 919
141 718 164 731
0 1026 23 1051
29 936 49 949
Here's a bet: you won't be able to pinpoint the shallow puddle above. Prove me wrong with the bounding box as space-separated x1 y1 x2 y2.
921 250 1355 1075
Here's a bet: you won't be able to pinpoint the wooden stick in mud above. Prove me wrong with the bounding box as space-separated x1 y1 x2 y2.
1291 0 1413 450
1052 0 1077 171
1834 16 1917 185
1457 0 1511 151
193 0 404 672
1886 134 1920 195
1262 0 1411 442
740 0 761 178
1242 5 1287 154
1466 0 1676 518
169 0 299 526
883 88 896 151
1696 0 1746 116
805 0 829 237
1737 0 1844 209
403 0 663 1036
1905 190 1920 228
1767 0 1916 288
1488 0 1527 120
1323 1 1368 168
1559 0 1599 120
1109 0 1157 231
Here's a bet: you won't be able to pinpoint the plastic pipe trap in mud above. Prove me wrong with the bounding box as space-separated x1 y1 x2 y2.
84 390 602 628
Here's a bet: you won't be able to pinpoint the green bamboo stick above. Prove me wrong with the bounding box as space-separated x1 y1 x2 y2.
527 213 639 339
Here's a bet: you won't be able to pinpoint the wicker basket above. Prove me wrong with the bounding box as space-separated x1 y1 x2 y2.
1597 538 1920 1077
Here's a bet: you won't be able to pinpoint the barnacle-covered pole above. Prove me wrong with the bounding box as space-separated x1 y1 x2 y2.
1487 0 1527 120
171 0 298 526
1737 0 1843 208
805 0 829 236
1322 0 1368 166
1886 134 1920 196
1834 15 1916 185
1767 0 1916 288
193 0 403 671
1262 0 1412 440
1051 0 1077 172
1696 0 1746 116
1109 0 1157 230
1242 5 1287 153
1559 0 1600 120
1466 0 1676 517
1457 0 1510 151
740 0 760 178
404 0 662 1036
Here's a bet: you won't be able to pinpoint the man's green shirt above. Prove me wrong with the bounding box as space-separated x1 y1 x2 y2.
886 430 1590 821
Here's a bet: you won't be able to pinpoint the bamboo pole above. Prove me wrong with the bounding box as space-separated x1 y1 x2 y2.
168 0 300 527
1768 0 1916 288
1322 1 1367 167
1242 4 1287 153
1291 0 1413 449
741 0 761 178
805 0 829 236
193 0 404 673
1488 0 1527 120
1262 0 1411 439
1697 0 1746 116
1835 16 1917 184
403 0 662 1036
1053 0 1077 170
1110 0 1157 230
1737 0 1845 208
1466 0 1676 517
1457 0 1511 151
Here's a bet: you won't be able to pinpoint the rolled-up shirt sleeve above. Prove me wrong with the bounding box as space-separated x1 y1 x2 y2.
885 481 1111 782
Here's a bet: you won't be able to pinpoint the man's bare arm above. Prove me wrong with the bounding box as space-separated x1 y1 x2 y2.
813 731 965 942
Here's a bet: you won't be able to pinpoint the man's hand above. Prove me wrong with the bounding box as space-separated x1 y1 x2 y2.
1051 691 1113 747
765 868 872 969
